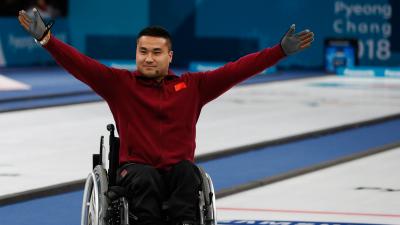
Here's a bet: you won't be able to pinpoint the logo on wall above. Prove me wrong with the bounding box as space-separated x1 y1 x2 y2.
333 1 392 64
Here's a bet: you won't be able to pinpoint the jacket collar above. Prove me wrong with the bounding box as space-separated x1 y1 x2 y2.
133 69 179 86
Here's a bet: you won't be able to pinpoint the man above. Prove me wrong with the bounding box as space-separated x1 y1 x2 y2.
18 8 314 225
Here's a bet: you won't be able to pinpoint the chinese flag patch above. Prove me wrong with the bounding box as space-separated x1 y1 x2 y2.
174 82 187 92
120 169 128 178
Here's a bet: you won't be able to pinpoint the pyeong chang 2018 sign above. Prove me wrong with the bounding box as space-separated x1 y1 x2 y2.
333 0 393 64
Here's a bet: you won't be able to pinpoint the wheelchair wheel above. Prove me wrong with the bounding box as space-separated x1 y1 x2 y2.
81 165 109 225
205 173 217 225
197 167 217 225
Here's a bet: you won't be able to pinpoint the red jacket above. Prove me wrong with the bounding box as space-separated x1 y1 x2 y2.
44 36 285 169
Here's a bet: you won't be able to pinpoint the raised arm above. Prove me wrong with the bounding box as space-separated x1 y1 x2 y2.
197 24 314 105
17 8 122 100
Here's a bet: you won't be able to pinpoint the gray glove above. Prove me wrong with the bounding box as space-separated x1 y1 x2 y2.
18 8 54 41
280 24 314 55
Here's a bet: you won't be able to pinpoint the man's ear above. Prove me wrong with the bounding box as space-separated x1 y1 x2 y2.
169 51 173 63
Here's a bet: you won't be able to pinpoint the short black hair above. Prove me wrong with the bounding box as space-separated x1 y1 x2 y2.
137 26 172 50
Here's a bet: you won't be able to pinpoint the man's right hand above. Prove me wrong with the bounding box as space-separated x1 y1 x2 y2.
18 8 53 42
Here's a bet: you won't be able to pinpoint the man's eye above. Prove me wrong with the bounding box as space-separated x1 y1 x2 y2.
154 52 161 55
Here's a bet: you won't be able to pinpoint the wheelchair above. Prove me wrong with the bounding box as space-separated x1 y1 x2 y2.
81 124 217 225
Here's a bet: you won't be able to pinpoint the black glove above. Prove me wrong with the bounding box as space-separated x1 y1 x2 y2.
280 24 314 55
18 8 54 41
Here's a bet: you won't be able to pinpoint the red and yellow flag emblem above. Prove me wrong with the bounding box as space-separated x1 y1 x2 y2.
174 82 187 92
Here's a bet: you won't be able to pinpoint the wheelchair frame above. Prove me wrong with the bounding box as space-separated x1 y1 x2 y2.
81 124 217 225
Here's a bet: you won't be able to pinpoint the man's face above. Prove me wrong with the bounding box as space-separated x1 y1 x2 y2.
136 36 173 80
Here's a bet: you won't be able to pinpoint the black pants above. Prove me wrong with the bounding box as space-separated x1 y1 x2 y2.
116 160 201 225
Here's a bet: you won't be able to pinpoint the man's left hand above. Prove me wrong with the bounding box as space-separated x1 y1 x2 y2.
280 24 314 56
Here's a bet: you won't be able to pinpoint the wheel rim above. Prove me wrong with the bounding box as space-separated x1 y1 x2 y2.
88 187 97 225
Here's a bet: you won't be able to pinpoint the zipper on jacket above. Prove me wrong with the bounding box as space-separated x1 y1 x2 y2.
157 83 163 166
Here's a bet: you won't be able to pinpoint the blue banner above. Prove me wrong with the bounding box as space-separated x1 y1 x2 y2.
195 0 399 68
0 18 68 67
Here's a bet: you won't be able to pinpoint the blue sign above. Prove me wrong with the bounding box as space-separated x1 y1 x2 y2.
194 0 399 68
0 18 69 67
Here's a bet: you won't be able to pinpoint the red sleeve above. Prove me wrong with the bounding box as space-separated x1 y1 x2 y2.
44 35 124 100
197 44 286 105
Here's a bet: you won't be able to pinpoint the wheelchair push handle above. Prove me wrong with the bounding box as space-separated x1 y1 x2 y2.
107 124 117 139
107 124 115 132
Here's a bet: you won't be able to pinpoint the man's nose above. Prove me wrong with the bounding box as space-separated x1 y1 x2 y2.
145 54 154 63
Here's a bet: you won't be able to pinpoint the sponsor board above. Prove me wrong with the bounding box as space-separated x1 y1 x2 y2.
337 67 400 78
219 219 386 225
